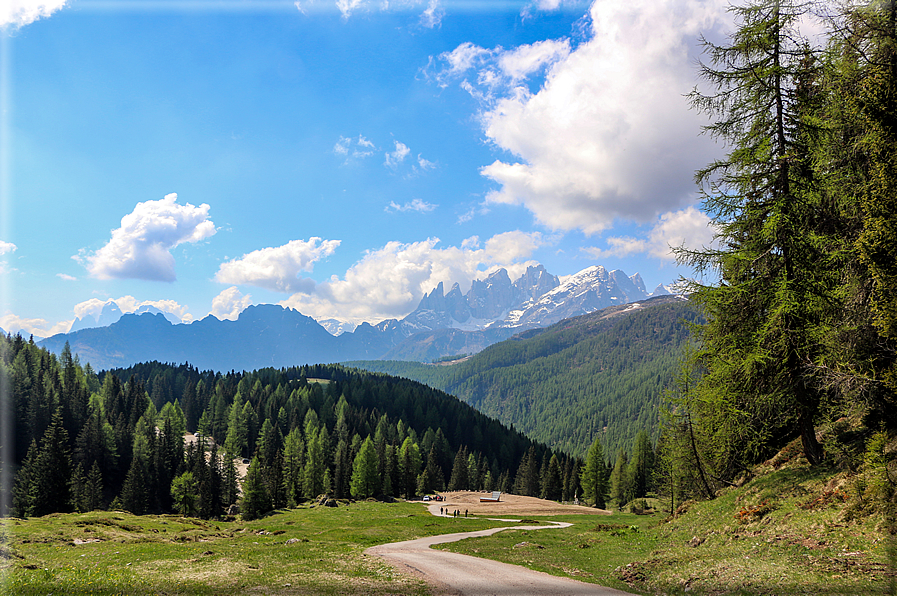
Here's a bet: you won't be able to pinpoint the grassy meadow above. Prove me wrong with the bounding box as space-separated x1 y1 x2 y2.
438 461 892 595
0 500 512 595
1 455 892 596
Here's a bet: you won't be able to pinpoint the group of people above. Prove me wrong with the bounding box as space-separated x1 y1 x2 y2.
439 507 468 517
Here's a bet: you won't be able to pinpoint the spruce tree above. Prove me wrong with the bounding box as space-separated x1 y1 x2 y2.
580 437 608 508
29 409 72 516
541 454 563 502
448 447 469 491
241 458 272 521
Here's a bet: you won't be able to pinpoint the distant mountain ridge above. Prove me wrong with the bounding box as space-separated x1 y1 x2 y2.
37 264 676 371
399 264 669 335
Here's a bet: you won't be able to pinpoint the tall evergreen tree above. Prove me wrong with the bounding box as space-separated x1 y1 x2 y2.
448 447 469 491
682 0 830 475
541 453 563 502
29 409 72 516
580 437 608 508
350 436 379 499
241 457 272 521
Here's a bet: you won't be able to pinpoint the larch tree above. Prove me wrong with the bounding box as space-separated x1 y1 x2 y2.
681 0 831 475
350 436 379 499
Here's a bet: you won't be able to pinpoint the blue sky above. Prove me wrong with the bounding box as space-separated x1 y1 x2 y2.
1 0 733 336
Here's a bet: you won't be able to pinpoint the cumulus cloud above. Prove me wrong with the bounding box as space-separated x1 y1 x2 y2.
77 193 215 282
280 231 544 323
386 199 437 213
210 286 253 321
584 206 715 261
0 314 71 338
0 241 16 255
1 0 68 29
433 0 729 235
215 238 340 293
57 273 77 281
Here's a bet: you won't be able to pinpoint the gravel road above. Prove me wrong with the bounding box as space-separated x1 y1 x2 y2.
365 516 635 596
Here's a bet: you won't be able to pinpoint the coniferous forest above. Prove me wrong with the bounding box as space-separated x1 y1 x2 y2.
0 333 597 521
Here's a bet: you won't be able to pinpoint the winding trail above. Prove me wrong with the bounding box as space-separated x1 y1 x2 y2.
365 506 635 596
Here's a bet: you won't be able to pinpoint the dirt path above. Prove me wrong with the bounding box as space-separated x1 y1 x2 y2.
429 491 612 517
365 493 633 596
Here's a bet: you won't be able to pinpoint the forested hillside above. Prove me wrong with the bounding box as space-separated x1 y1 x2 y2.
0 334 584 520
348 296 700 458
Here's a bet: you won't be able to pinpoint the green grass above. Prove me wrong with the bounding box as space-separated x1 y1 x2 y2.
437 463 893 595
435 512 659 594
2 460 892 595
0 501 514 595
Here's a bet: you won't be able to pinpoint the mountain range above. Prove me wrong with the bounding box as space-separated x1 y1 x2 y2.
38 264 675 371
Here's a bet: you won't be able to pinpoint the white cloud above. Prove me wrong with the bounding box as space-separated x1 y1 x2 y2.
434 42 492 86
0 241 16 255
57 273 77 281
417 155 436 170
337 0 368 18
434 0 729 235
280 231 544 323
386 199 437 213
73 296 194 323
210 286 253 321
137 299 195 323
584 206 715 261
0 314 71 338
420 0 443 28
215 237 340 293
334 135 377 161
1 0 68 29
497 39 571 84
385 141 411 168
77 193 216 282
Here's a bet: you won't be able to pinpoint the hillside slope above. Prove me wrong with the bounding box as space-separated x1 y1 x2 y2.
348 295 700 458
